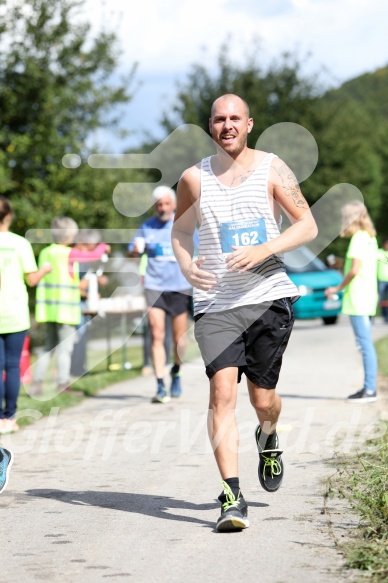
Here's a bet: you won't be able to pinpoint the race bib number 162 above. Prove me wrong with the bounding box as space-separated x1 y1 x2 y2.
219 218 267 253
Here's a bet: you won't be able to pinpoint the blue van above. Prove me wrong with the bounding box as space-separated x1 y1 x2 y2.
284 246 343 325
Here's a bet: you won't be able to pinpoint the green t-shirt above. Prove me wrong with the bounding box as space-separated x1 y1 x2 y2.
0 232 38 333
342 230 378 316
377 248 388 282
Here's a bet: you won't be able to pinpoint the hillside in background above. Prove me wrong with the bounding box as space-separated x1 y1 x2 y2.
328 65 388 120
309 64 388 245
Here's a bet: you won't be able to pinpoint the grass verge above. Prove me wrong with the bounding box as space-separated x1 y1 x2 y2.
325 335 388 582
375 336 388 377
325 425 388 582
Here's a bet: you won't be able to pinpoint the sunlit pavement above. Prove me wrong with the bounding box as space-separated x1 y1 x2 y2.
1 315 387 583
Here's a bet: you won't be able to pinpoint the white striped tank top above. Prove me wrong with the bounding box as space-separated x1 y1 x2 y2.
193 153 299 315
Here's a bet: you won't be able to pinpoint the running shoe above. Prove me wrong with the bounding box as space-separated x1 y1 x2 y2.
216 481 249 532
255 425 284 493
151 388 170 404
347 389 377 403
170 370 182 398
0 447 13 494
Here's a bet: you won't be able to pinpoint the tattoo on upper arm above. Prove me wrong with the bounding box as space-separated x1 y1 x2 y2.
274 163 307 208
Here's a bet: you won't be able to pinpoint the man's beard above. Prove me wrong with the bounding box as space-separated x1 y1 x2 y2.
158 212 172 222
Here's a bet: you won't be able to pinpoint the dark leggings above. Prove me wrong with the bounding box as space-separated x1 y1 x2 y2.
0 329 27 418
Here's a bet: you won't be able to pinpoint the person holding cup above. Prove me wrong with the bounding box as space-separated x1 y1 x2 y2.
128 186 197 403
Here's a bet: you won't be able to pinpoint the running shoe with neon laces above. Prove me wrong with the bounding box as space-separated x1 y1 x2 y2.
216 481 249 532
255 425 284 493
0 447 13 494
170 370 182 398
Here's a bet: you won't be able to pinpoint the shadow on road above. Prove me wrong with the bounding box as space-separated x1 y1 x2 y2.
88 393 150 400
279 393 345 401
26 489 269 531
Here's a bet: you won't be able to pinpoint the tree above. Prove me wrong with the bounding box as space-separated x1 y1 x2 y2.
0 0 137 233
143 42 387 258
135 43 326 231
154 42 322 154
373 122 388 241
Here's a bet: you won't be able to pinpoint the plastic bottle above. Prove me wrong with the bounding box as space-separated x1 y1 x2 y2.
86 272 99 312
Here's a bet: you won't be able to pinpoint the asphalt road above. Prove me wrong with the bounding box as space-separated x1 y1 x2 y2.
1 316 387 583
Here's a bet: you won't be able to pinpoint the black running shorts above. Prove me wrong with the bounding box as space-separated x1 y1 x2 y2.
194 298 295 389
145 289 191 318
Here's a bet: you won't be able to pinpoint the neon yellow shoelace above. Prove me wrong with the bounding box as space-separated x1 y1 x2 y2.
261 455 282 480
220 480 241 511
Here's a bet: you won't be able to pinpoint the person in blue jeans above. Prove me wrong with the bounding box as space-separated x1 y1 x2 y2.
325 200 378 403
0 196 52 434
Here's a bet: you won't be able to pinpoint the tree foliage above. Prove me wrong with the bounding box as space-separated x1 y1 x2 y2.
149 43 387 255
157 42 321 151
0 0 138 234
1 8 387 257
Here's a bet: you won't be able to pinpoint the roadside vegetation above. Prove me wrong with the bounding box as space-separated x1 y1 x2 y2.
375 335 388 377
326 336 388 582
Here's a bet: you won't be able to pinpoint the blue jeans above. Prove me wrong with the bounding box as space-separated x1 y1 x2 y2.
349 315 377 391
0 330 27 418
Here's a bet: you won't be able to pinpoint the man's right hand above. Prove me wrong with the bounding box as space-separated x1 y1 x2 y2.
184 257 217 291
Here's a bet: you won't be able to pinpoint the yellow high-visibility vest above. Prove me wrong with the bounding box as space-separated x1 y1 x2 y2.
35 244 80 325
